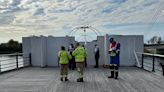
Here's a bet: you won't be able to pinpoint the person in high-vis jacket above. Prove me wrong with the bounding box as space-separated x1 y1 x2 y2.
73 43 87 82
58 46 72 81
108 38 117 79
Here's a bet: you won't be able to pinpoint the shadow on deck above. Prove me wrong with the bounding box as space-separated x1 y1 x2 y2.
0 67 164 92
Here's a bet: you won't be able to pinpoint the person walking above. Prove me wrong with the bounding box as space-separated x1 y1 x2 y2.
73 43 87 82
58 46 72 81
94 44 100 68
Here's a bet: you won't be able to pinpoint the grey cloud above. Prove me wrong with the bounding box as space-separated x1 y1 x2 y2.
57 0 65 2
0 0 21 13
10 0 21 6
0 13 15 24
47 7 76 13
33 8 45 16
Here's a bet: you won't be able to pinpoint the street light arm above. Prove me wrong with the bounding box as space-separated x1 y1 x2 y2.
89 26 102 36
68 26 101 42
69 27 83 36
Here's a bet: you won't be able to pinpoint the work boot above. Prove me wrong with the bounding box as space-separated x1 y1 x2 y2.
94 66 98 68
65 77 69 81
115 72 118 79
60 77 63 81
108 71 114 78
77 78 84 82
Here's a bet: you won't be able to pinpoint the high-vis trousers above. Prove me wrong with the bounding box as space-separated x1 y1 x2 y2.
76 62 84 78
60 64 68 79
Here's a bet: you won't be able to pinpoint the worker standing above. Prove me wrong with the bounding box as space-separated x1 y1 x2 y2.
68 44 76 70
58 46 72 81
108 38 117 79
82 45 87 68
73 43 87 82
94 44 100 68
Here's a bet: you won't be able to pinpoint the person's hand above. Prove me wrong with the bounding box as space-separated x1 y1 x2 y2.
108 51 111 54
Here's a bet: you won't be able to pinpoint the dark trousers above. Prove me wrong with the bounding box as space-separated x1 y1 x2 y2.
95 56 99 68
84 58 87 67
110 64 119 78
69 58 76 70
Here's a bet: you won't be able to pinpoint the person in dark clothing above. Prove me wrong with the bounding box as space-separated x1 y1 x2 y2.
82 45 87 68
68 44 76 70
114 43 120 79
94 44 100 68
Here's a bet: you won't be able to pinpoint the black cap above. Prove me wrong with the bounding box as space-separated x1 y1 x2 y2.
109 38 114 42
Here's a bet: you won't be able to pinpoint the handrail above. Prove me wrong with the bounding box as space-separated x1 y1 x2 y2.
0 53 30 57
136 52 164 58
0 53 20 56
0 53 31 73
136 52 164 76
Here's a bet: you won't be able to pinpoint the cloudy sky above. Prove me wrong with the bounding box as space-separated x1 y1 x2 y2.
0 0 164 43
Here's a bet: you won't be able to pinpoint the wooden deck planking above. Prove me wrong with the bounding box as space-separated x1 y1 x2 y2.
0 67 164 92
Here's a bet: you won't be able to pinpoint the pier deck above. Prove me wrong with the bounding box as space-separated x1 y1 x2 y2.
0 67 164 92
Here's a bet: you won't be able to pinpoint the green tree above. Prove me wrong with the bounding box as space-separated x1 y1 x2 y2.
0 39 22 54
157 37 162 44
7 39 20 48
148 36 163 44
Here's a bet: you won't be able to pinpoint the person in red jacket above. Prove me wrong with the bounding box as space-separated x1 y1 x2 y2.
108 38 117 79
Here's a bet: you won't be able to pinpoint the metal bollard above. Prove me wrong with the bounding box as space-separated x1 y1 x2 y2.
29 53 32 66
16 53 19 69
141 54 144 69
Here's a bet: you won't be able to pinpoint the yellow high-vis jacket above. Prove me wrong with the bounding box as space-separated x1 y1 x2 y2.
58 50 72 64
72 46 87 62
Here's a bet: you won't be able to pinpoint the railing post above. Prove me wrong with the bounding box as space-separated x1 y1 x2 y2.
160 63 164 76
0 61 1 73
16 53 19 69
29 53 32 66
162 67 164 76
141 54 144 68
152 54 155 72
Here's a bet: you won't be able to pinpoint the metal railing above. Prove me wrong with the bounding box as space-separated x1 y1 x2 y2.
136 52 164 76
0 53 31 73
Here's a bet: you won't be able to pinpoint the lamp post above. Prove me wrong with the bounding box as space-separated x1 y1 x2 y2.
69 26 101 46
